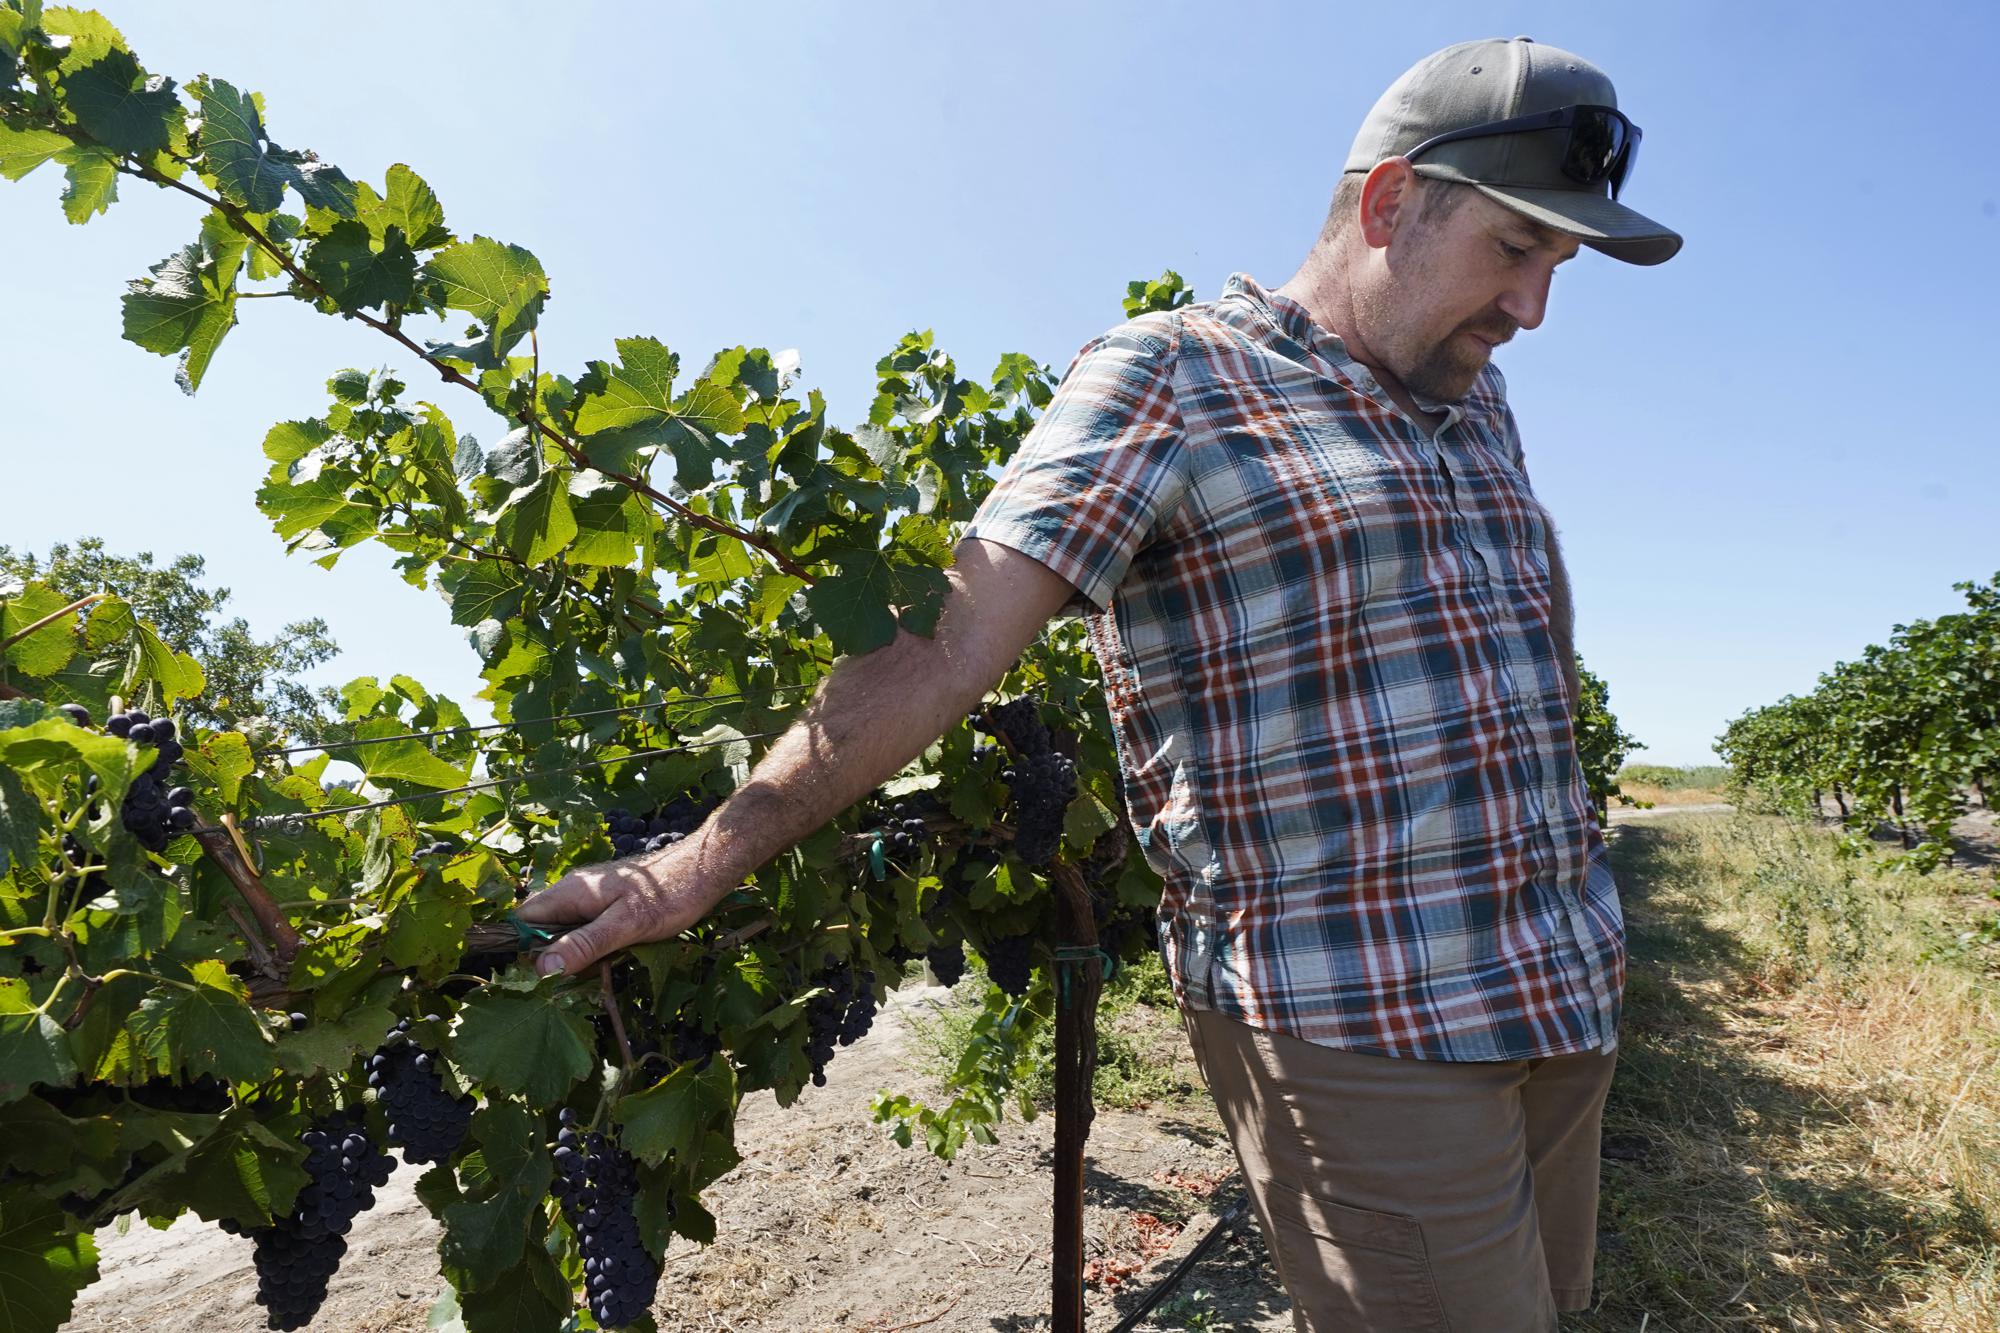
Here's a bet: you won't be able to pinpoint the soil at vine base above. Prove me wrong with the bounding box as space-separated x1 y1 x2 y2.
58 982 1291 1333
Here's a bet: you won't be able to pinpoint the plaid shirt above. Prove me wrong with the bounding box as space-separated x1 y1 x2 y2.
964 273 1624 1062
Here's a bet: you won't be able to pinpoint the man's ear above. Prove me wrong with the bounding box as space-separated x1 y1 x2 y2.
1358 158 1418 250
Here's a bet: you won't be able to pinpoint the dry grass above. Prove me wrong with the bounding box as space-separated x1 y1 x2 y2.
1618 780 1731 808
1575 813 2000 1331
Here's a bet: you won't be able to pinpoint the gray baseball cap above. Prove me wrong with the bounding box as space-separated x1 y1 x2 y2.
1345 37 1682 266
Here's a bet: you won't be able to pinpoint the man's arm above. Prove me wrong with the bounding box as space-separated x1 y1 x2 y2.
516 538 1080 976
1543 507 1580 709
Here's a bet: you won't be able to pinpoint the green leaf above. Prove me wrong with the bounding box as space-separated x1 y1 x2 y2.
572 337 743 491
493 471 576 566
128 619 204 701
444 562 525 628
449 987 594 1106
0 767 36 879
0 1191 98 1333
565 479 654 567
384 878 476 979
0 1009 76 1104
421 236 547 358
613 1058 737 1168
81 595 133 650
572 336 680 434
54 143 117 222
0 124 70 181
127 960 274 1084
0 582 74 678
360 163 449 250
438 1103 550 1290
301 219 418 311
454 1243 570 1333
353 734 468 791
120 241 238 394
192 78 355 217
275 997 396 1077
139 1109 307 1227
59 48 176 156
181 731 253 805
804 544 953 657
42 6 126 72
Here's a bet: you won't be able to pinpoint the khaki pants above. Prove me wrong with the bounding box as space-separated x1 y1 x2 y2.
1182 1007 1617 1332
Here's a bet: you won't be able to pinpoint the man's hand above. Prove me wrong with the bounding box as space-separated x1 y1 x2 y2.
516 850 727 977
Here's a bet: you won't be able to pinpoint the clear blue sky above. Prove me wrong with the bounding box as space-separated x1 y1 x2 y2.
4 1 1995 764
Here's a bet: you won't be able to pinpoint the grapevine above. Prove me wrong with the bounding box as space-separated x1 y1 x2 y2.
0 7 1165 1329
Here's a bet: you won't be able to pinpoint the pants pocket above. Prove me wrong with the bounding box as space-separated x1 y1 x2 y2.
1264 1179 1451 1333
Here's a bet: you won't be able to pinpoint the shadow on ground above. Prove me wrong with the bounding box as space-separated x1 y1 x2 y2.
1570 821 1997 1331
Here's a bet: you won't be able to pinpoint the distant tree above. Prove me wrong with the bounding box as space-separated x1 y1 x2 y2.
0 537 341 742
1574 656 1645 821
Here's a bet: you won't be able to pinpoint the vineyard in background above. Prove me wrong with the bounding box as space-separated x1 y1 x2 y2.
0 8 1640 1332
1717 571 1999 871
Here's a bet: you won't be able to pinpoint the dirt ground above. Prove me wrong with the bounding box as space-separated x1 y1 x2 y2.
60 981 1289 1333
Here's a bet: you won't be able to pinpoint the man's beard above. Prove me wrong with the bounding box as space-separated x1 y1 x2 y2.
1402 320 1517 403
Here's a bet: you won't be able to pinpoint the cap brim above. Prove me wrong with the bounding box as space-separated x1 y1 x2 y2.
1471 182 1683 266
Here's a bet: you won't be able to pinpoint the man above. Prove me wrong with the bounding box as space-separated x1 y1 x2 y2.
519 36 1680 1331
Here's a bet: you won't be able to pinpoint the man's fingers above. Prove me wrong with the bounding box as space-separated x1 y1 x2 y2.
515 863 624 924
534 894 647 978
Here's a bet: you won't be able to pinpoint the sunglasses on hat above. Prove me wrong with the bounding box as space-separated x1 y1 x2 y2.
1405 104 1641 200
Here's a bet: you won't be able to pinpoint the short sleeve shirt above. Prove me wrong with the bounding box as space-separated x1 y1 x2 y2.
962 272 1624 1062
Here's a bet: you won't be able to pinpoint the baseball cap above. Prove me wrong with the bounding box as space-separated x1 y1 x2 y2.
1344 37 1682 266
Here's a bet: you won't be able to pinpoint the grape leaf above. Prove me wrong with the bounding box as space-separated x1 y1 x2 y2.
0 1191 98 1333
0 581 74 678
448 988 594 1106
59 48 176 156
275 997 397 1077
439 1103 550 1290
0 124 69 181
301 219 418 311
192 78 356 216
52 142 116 220
613 1058 737 1168
0 766 36 879
127 960 273 1084
804 544 953 657
0 1009 75 1104
357 163 449 250
572 339 745 491
454 1243 571 1333
81 595 133 649
181 731 253 805
137 1110 307 1227
444 562 525 628
422 236 547 358
120 240 238 394
565 479 654 567
493 471 576 566
42 5 126 72
352 717 469 790
126 619 204 702
384 878 476 980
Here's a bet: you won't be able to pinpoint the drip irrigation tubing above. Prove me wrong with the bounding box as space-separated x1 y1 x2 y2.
253 683 823 759
244 727 789 829
1104 1195 1250 1333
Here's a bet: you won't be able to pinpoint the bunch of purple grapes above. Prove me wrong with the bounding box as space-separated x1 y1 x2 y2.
603 792 718 859
801 960 879 1087
101 709 193 853
225 1110 394 1331
367 1018 475 1164
550 1109 663 1329
972 698 1076 866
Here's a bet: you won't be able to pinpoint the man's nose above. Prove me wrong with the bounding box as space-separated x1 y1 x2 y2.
1497 267 1554 332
